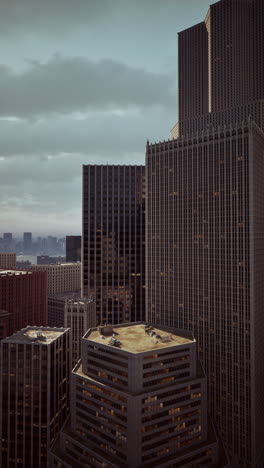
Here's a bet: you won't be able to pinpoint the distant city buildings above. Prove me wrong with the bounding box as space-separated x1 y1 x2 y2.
23 232 32 253
0 269 47 339
0 252 16 269
66 235 81 262
0 326 70 468
30 262 81 295
37 255 65 265
48 291 95 366
82 165 145 325
49 322 226 467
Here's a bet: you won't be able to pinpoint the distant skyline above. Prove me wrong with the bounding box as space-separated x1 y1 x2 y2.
0 0 211 235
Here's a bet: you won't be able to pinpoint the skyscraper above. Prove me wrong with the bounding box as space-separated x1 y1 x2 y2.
174 0 264 139
82 165 145 325
66 235 81 262
148 0 264 466
23 232 32 253
0 326 70 468
49 322 227 467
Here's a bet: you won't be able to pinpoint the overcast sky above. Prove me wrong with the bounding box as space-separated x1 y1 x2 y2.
0 0 211 236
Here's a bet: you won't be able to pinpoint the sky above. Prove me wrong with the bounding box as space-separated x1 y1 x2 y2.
0 0 211 236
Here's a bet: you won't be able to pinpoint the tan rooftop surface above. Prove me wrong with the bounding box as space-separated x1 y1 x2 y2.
88 324 193 353
6 327 65 344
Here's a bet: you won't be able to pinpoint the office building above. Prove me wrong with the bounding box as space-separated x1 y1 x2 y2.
48 292 95 366
0 252 16 269
66 236 81 262
147 1 264 466
30 262 81 295
23 232 32 253
82 165 145 325
0 269 47 340
147 122 264 465
49 322 227 467
174 0 264 139
0 326 70 468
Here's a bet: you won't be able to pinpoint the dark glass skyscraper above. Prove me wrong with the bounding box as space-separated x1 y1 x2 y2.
82 165 145 325
148 0 264 466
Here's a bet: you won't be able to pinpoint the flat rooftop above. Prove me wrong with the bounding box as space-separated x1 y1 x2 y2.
4 326 67 344
0 269 31 276
87 323 193 353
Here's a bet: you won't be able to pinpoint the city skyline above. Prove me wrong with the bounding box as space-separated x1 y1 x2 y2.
0 0 211 235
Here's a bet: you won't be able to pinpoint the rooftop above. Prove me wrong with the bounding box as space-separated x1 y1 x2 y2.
87 323 194 354
4 326 67 344
0 269 31 276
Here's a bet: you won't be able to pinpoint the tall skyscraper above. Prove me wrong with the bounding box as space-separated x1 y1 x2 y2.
23 232 32 253
3 233 13 252
49 322 227 467
148 1 264 466
174 0 264 139
0 326 70 468
0 269 47 339
66 235 81 262
82 165 145 325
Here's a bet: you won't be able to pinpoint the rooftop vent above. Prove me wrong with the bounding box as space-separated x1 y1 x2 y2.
99 325 113 337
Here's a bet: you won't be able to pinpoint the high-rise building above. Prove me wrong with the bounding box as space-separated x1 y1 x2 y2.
30 262 81 295
3 233 13 252
0 269 47 339
147 2 264 466
82 165 145 325
23 232 32 253
66 235 81 262
47 291 96 367
49 322 227 467
0 252 16 269
0 326 70 468
173 0 264 139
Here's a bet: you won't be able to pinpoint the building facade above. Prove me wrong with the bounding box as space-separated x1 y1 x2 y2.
66 236 81 263
152 0 264 466
30 263 81 295
49 322 227 467
0 326 70 468
48 292 96 367
82 165 146 325
23 232 32 253
0 252 16 269
0 269 47 339
173 0 264 139
146 122 264 467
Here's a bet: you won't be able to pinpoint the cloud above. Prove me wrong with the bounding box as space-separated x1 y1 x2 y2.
0 107 175 158
0 56 174 117
0 0 113 36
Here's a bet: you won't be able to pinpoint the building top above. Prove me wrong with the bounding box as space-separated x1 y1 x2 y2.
86 323 194 354
32 262 81 268
0 269 31 276
3 326 68 344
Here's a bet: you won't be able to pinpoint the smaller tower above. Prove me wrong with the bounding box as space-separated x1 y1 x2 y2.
0 326 70 468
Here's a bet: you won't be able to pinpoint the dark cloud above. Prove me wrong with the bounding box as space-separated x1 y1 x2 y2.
0 56 174 117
